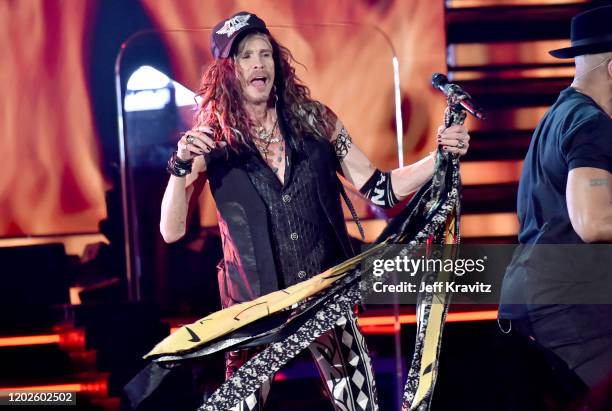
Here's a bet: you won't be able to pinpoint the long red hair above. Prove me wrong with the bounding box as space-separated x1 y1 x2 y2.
194 32 335 154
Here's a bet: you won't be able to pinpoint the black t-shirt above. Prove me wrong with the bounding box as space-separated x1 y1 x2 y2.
499 87 612 319
517 87 612 245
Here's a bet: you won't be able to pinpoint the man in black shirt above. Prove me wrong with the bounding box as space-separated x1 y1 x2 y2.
499 4 612 400
159 11 470 411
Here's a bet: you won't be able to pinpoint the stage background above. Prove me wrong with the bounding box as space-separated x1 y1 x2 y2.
1 0 448 237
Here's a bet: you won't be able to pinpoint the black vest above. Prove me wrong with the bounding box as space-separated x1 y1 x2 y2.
206 137 354 308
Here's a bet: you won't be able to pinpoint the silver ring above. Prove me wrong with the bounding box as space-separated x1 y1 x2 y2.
186 135 195 144
457 140 465 149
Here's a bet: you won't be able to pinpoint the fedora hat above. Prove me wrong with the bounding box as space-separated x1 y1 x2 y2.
549 5 612 59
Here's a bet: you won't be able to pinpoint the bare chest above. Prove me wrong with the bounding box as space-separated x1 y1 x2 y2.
263 139 286 184
255 134 286 185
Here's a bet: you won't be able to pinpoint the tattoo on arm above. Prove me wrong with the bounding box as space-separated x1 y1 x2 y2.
334 127 352 160
589 178 609 187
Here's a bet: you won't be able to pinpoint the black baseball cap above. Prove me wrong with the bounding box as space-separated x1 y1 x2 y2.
211 11 269 60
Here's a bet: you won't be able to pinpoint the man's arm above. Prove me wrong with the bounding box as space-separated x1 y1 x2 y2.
160 157 208 243
567 167 612 242
160 124 220 243
330 117 468 205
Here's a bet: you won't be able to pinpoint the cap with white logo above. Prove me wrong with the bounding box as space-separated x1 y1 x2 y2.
211 11 269 60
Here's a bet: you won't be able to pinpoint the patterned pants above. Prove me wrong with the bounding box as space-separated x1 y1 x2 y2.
225 312 379 411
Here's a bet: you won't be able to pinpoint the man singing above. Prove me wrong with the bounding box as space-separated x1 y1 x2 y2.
160 11 469 410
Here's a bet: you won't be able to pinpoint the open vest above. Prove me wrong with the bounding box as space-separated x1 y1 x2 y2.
205 137 355 308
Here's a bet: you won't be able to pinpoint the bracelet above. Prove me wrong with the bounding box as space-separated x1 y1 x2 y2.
359 169 399 209
167 151 193 177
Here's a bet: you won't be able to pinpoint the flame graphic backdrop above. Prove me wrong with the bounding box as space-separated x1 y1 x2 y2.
0 0 106 237
1 0 447 237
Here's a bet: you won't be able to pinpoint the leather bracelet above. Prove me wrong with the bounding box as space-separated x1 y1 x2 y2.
174 152 194 166
167 151 193 177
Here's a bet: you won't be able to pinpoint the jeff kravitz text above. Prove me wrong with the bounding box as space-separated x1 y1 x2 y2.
370 255 492 294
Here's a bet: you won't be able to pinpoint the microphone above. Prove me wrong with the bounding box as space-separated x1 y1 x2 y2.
431 73 487 120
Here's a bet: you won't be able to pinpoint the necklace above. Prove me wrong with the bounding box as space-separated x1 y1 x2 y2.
254 118 279 143
253 118 279 158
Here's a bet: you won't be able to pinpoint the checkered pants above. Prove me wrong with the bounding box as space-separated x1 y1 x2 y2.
225 312 379 411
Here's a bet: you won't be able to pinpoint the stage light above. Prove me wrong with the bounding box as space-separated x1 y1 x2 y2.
0 381 108 396
358 310 499 334
174 81 201 107
0 329 85 350
124 65 200 112
126 66 170 91
0 334 60 347
124 89 171 112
